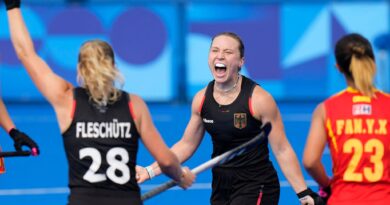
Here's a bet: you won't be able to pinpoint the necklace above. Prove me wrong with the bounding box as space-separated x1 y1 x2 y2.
215 74 240 93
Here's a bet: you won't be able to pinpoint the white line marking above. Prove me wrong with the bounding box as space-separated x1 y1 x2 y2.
0 180 318 196
0 187 69 196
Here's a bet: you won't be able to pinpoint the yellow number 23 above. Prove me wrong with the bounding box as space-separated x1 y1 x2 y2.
343 138 384 182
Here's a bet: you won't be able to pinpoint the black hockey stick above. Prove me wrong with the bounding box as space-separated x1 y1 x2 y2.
141 122 272 201
0 150 31 157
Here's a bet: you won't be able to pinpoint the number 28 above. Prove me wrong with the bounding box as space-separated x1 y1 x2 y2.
79 147 130 185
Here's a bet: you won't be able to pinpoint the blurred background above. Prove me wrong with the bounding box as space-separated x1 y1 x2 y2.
0 0 389 204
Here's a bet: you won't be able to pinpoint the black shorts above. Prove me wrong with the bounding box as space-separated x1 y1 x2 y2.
67 188 142 205
210 166 280 205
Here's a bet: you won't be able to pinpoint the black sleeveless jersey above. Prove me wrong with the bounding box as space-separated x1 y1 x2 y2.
62 88 141 194
201 75 273 169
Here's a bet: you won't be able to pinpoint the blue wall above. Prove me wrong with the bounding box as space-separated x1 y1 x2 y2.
1 1 389 102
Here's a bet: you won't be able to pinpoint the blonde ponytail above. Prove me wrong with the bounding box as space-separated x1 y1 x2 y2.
77 40 124 106
350 55 376 97
335 34 377 98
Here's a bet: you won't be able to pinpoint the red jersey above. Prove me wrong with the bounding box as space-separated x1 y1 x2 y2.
324 87 390 205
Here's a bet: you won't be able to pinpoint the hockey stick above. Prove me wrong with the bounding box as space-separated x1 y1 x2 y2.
0 150 31 157
141 122 272 201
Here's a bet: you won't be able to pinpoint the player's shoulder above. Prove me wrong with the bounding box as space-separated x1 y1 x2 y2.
193 87 207 102
191 87 207 112
376 89 390 99
128 93 147 108
252 85 275 104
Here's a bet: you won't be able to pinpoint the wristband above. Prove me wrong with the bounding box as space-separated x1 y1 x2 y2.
5 0 21 10
145 166 155 179
8 128 19 139
7 127 15 135
297 188 313 199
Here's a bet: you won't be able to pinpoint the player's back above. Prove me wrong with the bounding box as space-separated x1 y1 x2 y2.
324 88 390 205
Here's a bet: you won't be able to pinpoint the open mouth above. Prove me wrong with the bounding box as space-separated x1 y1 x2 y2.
215 63 227 74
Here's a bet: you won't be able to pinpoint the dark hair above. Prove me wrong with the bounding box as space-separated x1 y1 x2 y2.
211 32 245 58
335 33 376 97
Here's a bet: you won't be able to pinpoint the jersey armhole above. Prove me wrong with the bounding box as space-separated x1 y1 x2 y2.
323 102 329 131
248 84 257 117
198 94 206 114
70 100 76 120
70 88 78 120
249 96 255 117
128 101 136 121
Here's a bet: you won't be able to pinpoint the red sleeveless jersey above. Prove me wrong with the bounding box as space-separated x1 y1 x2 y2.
324 87 390 205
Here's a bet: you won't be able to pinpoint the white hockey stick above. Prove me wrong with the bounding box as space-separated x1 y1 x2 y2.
141 122 272 201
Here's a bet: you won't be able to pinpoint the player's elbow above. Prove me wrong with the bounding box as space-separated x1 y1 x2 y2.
158 159 175 170
14 45 36 62
302 155 319 171
157 153 180 171
158 157 182 181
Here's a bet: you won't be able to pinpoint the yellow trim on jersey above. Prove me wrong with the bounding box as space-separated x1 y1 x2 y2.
326 119 338 153
344 87 375 103
345 86 390 99
346 87 359 93
329 86 361 99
